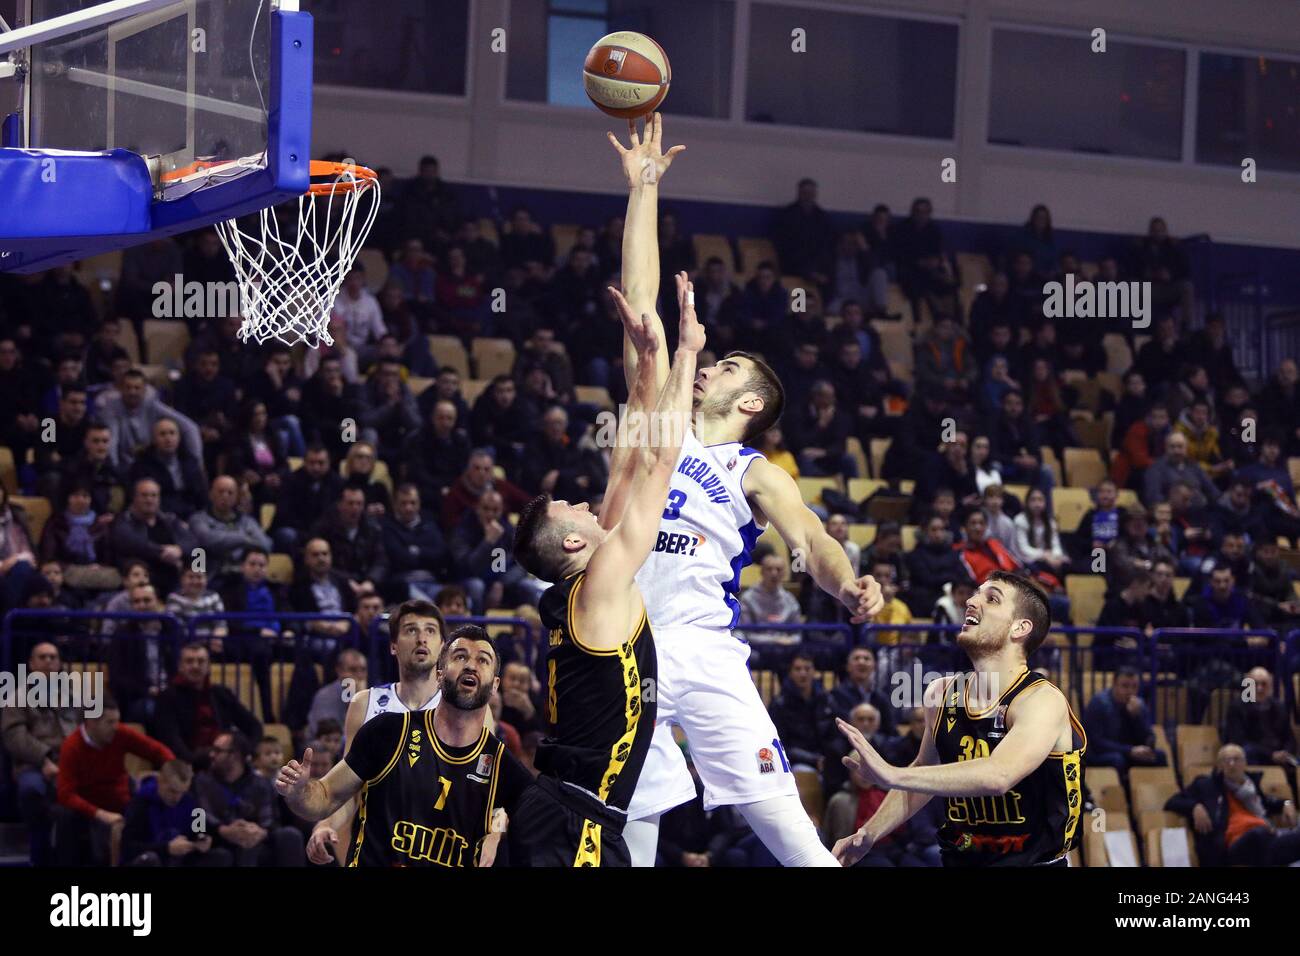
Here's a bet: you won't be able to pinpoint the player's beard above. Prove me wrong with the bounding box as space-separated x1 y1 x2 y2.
400 653 436 683
441 671 492 712
957 622 1006 658
695 385 743 423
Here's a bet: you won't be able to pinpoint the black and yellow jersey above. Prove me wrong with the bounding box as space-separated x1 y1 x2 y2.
535 570 656 819
343 709 532 867
933 669 1086 867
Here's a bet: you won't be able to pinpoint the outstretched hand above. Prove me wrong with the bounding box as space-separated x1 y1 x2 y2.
274 747 315 800
675 272 705 353
837 718 894 789
607 286 660 359
606 112 685 189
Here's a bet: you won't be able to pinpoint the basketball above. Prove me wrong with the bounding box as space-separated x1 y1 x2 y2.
582 31 671 119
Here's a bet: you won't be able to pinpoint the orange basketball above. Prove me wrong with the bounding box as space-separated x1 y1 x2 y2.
583 31 671 119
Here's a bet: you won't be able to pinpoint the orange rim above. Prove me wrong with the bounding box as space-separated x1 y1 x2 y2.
160 159 378 196
306 160 379 196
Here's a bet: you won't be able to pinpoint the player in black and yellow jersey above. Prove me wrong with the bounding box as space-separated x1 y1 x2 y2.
833 571 1086 867
276 626 532 867
509 271 704 866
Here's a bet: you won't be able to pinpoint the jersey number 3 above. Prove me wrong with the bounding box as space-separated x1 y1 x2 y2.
663 490 688 520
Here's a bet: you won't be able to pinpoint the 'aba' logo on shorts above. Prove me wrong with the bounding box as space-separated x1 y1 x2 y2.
757 747 776 774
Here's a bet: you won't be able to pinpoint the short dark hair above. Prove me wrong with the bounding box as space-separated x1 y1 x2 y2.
220 730 252 761
1115 665 1141 682
243 546 269 561
513 493 571 582
723 351 785 443
789 651 815 671
315 718 343 737
987 571 1051 658
438 624 500 677
388 599 446 645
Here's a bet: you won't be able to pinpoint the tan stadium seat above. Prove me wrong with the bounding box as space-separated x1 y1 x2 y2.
551 223 581 263
1204 687 1237 727
264 723 293 754
848 478 885 502
574 385 614 411
898 479 915 495
1064 448 1108 488
1248 765 1296 803
1130 766 1179 814
1176 725 1220 771
461 379 489 405
210 662 259 720
883 284 913 327
956 251 992 289
737 236 779 282
358 248 389 292
407 376 433 396
427 335 470 379
796 476 841 507
1102 334 1132 375
901 525 919 550
845 437 869 482
692 234 735 274
1053 487 1091 533
12 495 52 542
266 553 295 585
1097 783 1129 814
869 437 892 478
471 338 516 380
795 770 825 826
477 218 499 246
1040 447 1063 485
1152 725 1172 763
848 523 877 548
142 319 192 368
1065 574 1106 625
270 666 295 723
1087 766 1122 793
751 670 780 706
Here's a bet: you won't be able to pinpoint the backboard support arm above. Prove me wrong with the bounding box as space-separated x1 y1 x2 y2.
0 0 186 56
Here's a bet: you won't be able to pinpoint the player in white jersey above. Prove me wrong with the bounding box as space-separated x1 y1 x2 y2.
305 599 444 864
604 114 885 866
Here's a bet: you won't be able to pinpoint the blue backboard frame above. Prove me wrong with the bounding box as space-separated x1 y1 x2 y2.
0 6 312 273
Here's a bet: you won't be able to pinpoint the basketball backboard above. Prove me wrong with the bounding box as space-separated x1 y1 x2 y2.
0 0 312 272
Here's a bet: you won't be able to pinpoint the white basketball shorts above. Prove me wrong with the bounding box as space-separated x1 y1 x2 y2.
627 625 799 820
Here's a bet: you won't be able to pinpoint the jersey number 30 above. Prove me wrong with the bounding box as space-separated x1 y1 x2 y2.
663 490 687 520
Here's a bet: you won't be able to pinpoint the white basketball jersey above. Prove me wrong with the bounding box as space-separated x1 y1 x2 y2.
634 431 765 631
362 682 440 724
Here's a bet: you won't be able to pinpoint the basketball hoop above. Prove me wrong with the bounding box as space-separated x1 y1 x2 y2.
210 160 381 348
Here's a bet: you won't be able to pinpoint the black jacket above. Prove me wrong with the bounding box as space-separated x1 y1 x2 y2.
151 679 262 764
767 678 837 767
1222 699 1297 765
128 447 208 519
271 469 344 538
1165 769 1287 867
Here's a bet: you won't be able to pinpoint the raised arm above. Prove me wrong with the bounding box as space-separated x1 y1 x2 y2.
607 113 684 396
582 274 702 630
744 460 884 622
600 289 664 531
840 682 1067 800
275 746 365 822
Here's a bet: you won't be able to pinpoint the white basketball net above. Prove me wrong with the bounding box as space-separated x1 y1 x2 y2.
216 165 381 348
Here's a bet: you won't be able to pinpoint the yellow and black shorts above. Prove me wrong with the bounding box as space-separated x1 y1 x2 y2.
508 776 630 868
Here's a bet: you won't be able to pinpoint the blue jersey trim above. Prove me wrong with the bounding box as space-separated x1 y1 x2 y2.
723 518 763 629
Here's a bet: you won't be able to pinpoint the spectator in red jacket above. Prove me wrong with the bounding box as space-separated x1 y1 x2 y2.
440 448 531 533
954 509 1022 585
56 696 174 864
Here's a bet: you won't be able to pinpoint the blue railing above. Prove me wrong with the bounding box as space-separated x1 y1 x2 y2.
2 609 1295 727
